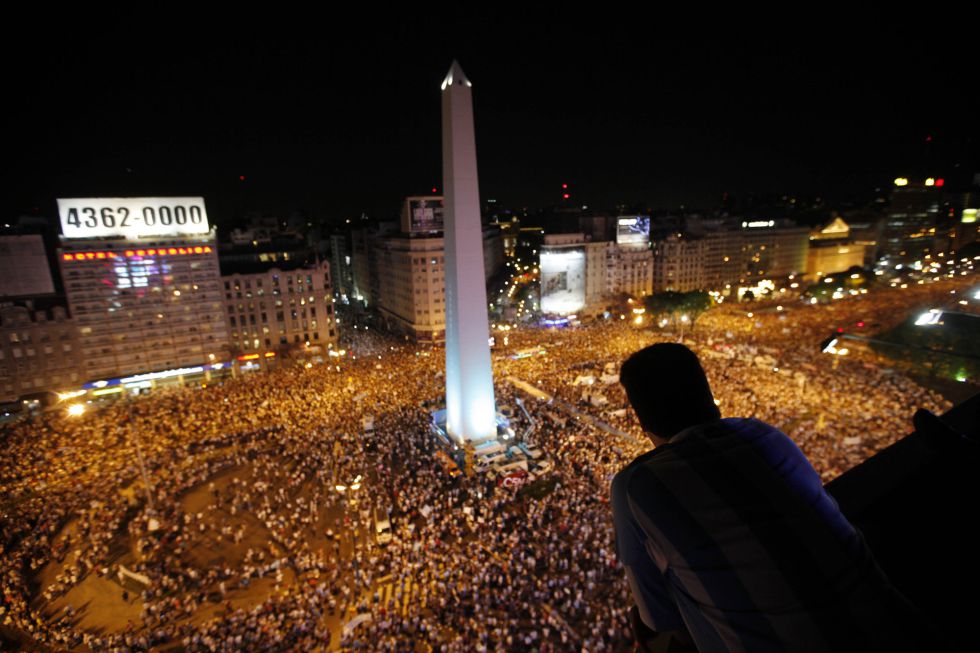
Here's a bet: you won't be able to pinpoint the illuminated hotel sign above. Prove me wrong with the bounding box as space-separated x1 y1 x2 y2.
57 197 210 239
61 246 212 262
742 220 775 228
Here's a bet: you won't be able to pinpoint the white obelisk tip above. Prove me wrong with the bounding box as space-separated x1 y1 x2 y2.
441 60 472 90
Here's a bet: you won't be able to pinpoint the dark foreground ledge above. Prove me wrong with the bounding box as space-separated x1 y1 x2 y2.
826 391 980 652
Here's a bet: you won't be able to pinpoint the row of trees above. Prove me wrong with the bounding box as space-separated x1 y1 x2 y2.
642 290 713 332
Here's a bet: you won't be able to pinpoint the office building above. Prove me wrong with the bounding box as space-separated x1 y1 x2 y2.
880 177 948 263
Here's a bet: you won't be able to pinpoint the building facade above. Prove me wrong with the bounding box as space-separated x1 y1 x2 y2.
805 217 872 280
652 219 809 293
329 232 354 299
651 234 706 292
373 229 504 342
221 260 337 358
881 178 948 263
59 233 228 382
539 233 653 315
56 197 228 382
607 242 654 299
0 303 81 402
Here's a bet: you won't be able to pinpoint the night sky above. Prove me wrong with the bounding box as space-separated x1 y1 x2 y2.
8 19 978 227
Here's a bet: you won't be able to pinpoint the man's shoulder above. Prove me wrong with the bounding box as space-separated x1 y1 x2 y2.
611 448 661 506
675 417 791 447
613 448 658 484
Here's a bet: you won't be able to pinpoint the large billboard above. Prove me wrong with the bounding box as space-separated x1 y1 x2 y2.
402 197 444 233
616 216 650 245
540 248 586 315
57 197 210 240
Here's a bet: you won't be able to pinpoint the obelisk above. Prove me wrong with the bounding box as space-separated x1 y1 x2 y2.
442 61 497 443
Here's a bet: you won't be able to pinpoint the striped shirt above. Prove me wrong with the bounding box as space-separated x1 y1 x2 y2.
611 418 930 652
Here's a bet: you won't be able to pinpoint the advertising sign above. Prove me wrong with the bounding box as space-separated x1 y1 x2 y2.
540 248 586 315
58 197 210 239
616 216 650 245
404 197 444 233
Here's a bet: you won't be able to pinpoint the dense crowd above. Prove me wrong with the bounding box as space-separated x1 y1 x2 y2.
0 277 970 652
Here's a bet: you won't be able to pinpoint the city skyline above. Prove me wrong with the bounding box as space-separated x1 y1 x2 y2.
8 22 977 225
1 20 977 651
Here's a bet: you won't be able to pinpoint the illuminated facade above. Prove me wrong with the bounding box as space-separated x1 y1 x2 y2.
59 236 228 381
651 234 706 292
221 260 336 358
371 208 503 343
956 208 979 248
652 219 809 292
57 198 228 382
805 217 872 279
442 61 497 442
608 241 654 299
376 236 448 342
881 178 948 263
539 234 605 315
539 233 652 315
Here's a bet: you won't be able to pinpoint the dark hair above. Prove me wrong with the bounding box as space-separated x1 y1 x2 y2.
620 343 720 439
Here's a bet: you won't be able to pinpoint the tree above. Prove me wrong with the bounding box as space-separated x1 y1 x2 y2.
644 290 714 330
679 291 712 328
644 291 685 324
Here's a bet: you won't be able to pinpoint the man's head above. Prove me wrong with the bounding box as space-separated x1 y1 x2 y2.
620 343 720 445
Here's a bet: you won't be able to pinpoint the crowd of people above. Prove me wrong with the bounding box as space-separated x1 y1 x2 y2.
0 276 970 651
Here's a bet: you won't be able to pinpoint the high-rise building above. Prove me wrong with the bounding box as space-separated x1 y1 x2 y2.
608 216 654 298
56 197 228 382
651 234 706 292
880 177 949 263
375 236 449 341
329 232 354 299
354 196 504 342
